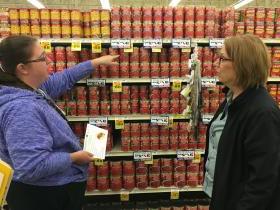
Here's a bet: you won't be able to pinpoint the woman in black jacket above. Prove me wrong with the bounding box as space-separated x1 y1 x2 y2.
203 34 280 210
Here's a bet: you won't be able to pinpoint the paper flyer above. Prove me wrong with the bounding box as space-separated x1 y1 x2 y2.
83 124 108 160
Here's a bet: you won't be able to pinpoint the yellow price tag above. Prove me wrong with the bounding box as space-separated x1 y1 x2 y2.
120 191 130 201
152 48 162 53
94 159 104 166
182 48 191 53
172 80 182 91
92 40 102 53
170 189 180 199
40 41 51 52
192 153 201 163
71 40 81 51
144 155 153 165
115 118 125 129
168 116 174 128
113 81 122 92
124 41 134 53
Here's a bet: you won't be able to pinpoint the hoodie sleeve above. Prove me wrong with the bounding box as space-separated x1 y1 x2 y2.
2 102 72 183
40 61 94 99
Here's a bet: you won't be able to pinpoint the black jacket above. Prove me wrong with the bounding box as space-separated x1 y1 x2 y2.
205 86 280 210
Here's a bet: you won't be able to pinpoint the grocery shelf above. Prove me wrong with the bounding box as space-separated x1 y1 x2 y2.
106 144 205 157
268 77 280 82
77 77 191 84
67 114 190 122
36 38 280 46
85 186 203 196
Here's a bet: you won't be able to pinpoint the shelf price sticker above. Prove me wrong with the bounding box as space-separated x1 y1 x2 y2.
89 117 108 126
86 79 106 87
151 116 169 126
40 40 51 52
71 40 81 51
172 38 191 49
124 40 134 53
172 80 182 91
201 77 218 87
170 189 180 200
133 151 153 162
177 150 195 160
192 153 201 164
168 116 174 128
209 38 224 48
151 78 170 88
115 118 125 129
91 40 102 53
111 39 131 49
112 81 123 92
120 191 130 201
94 159 104 166
202 114 214 124
144 39 162 48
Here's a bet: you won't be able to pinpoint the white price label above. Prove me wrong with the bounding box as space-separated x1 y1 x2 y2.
143 39 162 48
86 79 106 87
151 78 170 88
111 39 131 48
172 38 191 48
151 116 169 125
202 114 214 124
209 38 224 48
134 151 153 161
201 77 218 87
89 117 108 126
177 150 195 160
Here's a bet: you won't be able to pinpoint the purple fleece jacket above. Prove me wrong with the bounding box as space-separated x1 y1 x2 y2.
0 61 94 186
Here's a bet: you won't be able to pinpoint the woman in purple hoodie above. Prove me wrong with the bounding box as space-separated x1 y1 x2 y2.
0 35 118 210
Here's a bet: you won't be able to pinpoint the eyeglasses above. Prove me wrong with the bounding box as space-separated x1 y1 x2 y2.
219 56 232 63
23 52 48 64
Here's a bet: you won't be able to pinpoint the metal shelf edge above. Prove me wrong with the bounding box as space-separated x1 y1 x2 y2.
85 186 203 196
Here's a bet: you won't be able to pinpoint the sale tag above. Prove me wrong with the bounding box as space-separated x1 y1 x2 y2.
172 38 191 48
134 151 153 161
71 40 81 51
87 79 106 87
112 81 122 92
124 41 134 52
209 38 224 48
111 39 131 49
144 155 153 165
201 77 218 87
170 189 180 199
172 80 182 91
144 39 162 48
92 40 102 53
152 48 162 53
89 117 108 126
40 41 51 52
182 48 191 53
115 118 125 129
202 114 214 124
151 78 170 88
94 159 104 166
177 150 195 160
151 116 169 126
168 116 174 128
192 153 201 163
120 191 130 201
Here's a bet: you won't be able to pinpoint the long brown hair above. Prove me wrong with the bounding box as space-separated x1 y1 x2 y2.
0 35 38 90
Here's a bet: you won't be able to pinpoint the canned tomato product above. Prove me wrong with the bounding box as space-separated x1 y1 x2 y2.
10 24 20 35
90 9 100 22
121 7 132 22
71 10 82 24
71 24 82 37
174 7 184 22
19 8 30 21
91 22 101 37
50 9 61 23
20 24 31 35
136 174 148 189
29 9 39 20
41 24 51 38
61 24 71 38
31 24 41 37
123 175 135 190
9 8 19 20
97 176 109 191
111 7 121 22
101 10 110 21
153 7 163 22
40 9 50 24
142 7 152 22
51 24 61 38
101 21 110 38
132 7 142 22
61 9 70 23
